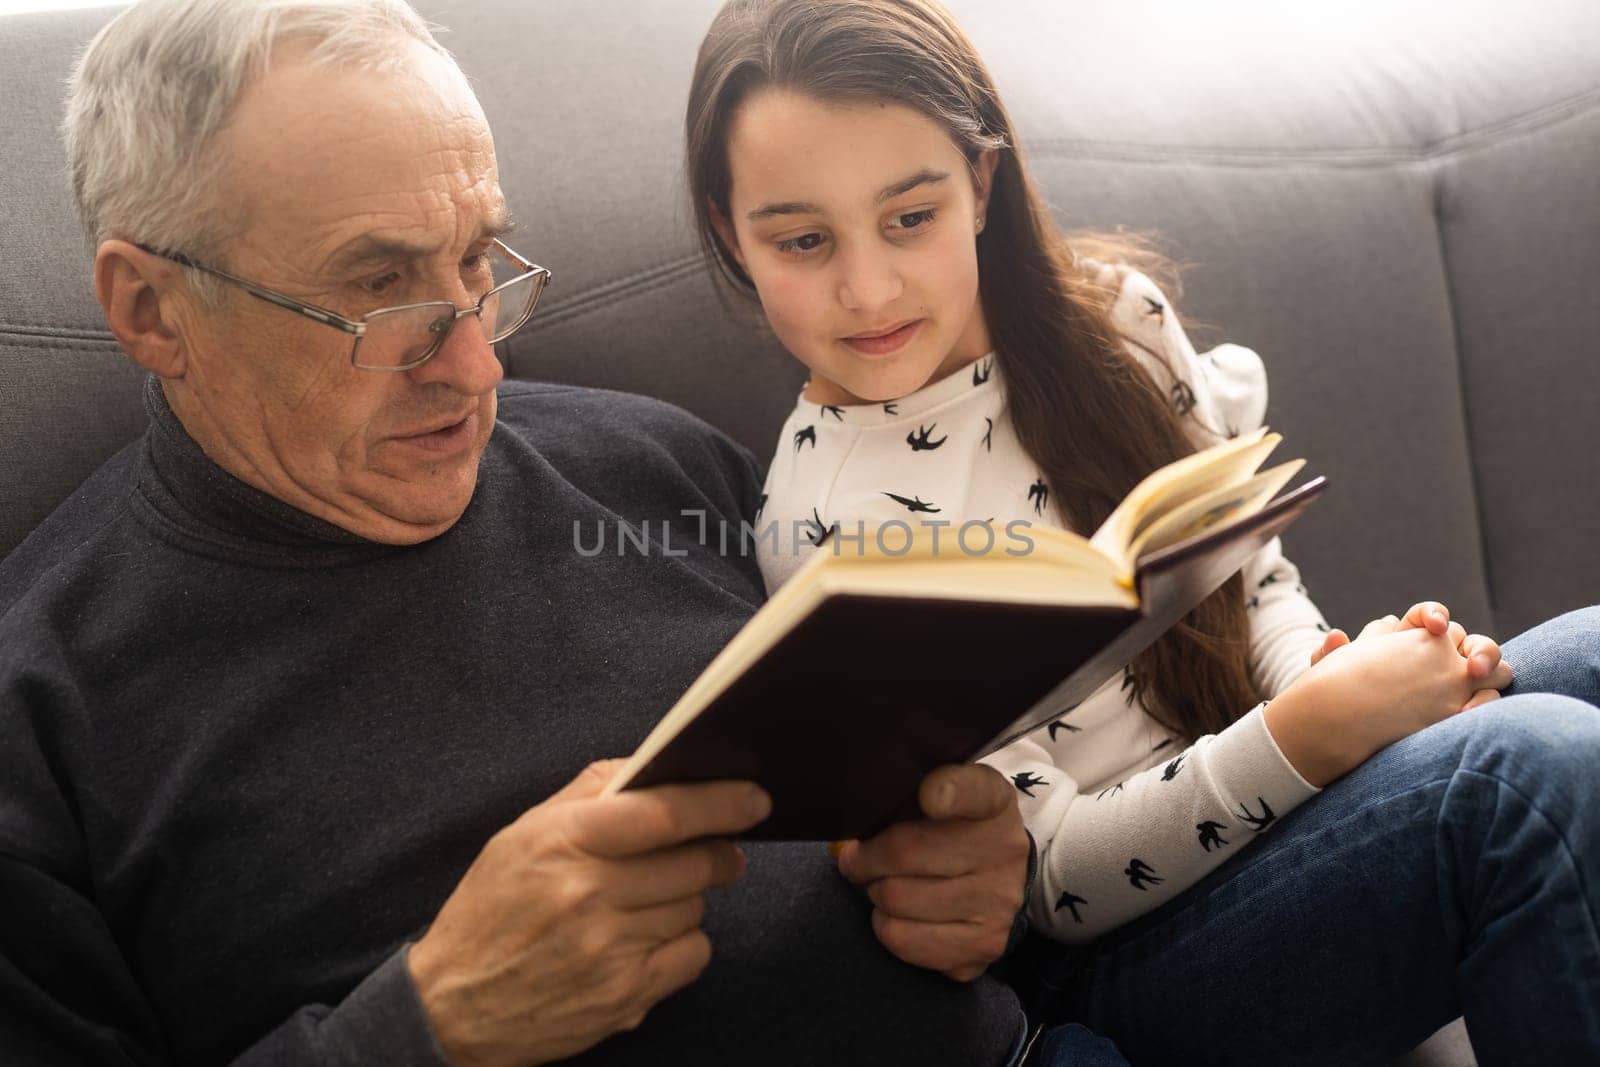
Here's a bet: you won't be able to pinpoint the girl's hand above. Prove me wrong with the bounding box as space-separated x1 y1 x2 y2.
1311 602 1450 668
1387 602 1509 689
1268 626 1514 787
1308 628 1350 667
1309 601 1509 691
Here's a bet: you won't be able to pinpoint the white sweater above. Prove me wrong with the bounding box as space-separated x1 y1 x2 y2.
756 267 1332 943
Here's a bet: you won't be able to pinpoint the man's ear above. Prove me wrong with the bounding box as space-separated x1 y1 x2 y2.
94 240 189 379
708 201 749 275
972 147 1001 220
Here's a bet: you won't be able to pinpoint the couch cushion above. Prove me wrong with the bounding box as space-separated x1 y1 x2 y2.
1436 107 1600 637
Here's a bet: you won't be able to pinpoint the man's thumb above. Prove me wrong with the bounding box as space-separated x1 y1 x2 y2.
920 764 1011 820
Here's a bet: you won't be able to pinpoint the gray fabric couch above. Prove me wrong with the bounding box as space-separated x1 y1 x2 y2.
2 2 1595 1063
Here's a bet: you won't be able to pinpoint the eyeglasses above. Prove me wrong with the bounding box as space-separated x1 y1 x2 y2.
135 239 552 372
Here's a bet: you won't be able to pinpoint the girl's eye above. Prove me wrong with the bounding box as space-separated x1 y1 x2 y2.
359 272 401 299
889 208 937 232
775 232 826 255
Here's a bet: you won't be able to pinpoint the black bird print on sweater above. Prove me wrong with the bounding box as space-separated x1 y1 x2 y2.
794 425 816 452
1125 858 1163 890
972 357 993 386
981 417 993 452
1048 720 1082 742
1170 378 1197 416
805 508 835 547
1160 755 1186 782
1197 820 1230 852
1235 796 1277 832
1027 478 1049 515
1012 771 1048 797
821 404 846 421
882 402 898 415
906 423 947 451
882 492 941 514
1054 890 1088 924
1142 295 1165 322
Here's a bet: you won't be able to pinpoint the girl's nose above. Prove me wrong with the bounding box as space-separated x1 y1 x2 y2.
836 245 904 313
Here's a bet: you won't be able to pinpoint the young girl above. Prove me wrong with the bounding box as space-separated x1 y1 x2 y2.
684 0 1600 1062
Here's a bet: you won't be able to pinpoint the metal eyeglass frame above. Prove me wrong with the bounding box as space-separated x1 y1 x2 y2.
134 239 552 372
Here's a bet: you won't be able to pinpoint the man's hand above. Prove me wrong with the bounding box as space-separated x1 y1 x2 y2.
407 761 771 1067
834 764 1029 982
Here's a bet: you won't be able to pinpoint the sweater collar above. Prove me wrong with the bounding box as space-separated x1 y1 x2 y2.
794 352 999 428
138 375 383 550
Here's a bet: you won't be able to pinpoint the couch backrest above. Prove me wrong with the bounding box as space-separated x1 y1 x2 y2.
3 0 1596 637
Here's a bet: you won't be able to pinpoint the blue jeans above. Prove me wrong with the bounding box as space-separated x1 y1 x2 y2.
1023 606 1600 1066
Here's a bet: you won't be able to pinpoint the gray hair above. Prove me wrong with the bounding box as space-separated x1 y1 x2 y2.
63 0 458 293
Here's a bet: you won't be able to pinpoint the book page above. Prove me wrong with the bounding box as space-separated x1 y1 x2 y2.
1087 429 1284 573
1127 459 1305 561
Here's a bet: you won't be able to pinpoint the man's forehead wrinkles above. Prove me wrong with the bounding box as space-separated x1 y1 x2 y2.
312 196 510 277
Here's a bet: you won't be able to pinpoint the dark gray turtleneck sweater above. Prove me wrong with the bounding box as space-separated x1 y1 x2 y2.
0 378 1021 1065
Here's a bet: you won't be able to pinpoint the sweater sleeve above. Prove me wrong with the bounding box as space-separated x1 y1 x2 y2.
0 859 447 1067
0 851 167 1066
981 706 1318 944
0 844 448 1067
228 948 449 1066
0 643 450 1067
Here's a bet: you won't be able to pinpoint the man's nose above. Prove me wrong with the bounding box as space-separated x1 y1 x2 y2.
408 306 504 396
836 242 904 313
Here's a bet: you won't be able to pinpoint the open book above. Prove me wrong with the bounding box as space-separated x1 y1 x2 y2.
607 428 1326 840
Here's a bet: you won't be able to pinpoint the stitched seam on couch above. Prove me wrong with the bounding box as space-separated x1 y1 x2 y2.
1025 85 1600 169
1425 160 1499 630
0 329 122 350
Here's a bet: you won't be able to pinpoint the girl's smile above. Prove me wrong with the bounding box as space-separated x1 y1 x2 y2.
841 317 924 356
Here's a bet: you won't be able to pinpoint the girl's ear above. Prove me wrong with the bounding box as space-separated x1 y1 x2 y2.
972 147 1001 220
708 201 750 274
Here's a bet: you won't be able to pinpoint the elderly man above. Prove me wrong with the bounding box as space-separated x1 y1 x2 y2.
0 1 1035 1064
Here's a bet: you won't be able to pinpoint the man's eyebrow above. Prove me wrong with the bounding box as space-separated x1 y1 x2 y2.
329 237 432 272
328 216 519 272
744 169 951 222
484 211 517 241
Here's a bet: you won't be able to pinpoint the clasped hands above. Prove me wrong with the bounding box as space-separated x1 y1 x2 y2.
1311 600 1513 709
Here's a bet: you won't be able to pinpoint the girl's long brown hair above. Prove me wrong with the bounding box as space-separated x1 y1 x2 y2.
686 0 1260 742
